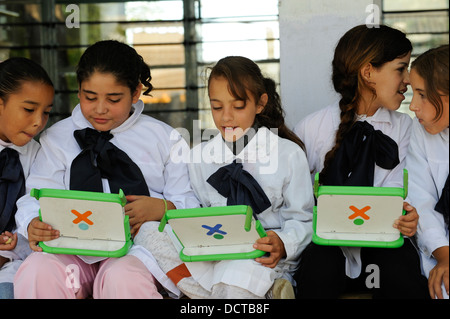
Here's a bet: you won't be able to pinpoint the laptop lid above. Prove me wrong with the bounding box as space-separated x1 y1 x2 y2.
312 169 408 247
159 205 267 261
31 188 131 255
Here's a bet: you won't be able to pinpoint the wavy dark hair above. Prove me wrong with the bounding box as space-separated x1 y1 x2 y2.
76 40 153 96
320 25 412 182
208 56 305 150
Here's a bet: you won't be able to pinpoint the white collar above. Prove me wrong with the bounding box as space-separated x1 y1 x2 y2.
71 99 144 133
0 140 29 155
207 127 279 164
440 127 449 143
331 101 393 128
357 106 393 125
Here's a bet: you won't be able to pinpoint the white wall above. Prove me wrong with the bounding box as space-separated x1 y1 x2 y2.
279 0 382 129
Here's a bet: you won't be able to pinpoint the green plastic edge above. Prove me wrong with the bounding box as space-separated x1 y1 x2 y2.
313 169 408 199
38 215 133 257
312 169 408 248
179 247 266 262
312 206 404 248
159 205 254 232
31 188 126 206
35 189 131 257
159 205 268 261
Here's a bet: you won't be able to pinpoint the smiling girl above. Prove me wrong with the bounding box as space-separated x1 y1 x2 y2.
293 25 429 299
407 45 449 299
13 40 199 299
0 57 53 299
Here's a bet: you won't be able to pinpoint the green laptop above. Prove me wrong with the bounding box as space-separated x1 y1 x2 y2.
32 188 133 257
312 169 408 248
159 205 267 262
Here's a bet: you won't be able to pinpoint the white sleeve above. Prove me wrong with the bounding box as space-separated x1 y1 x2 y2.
294 119 317 178
376 114 412 188
407 121 448 257
163 133 200 210
15 131 68 239
273 146 314 263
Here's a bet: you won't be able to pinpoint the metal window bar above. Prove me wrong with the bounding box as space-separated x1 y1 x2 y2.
0 0 280 125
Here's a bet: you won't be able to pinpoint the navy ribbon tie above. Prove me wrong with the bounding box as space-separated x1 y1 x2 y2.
435 174 449 229
0 148 25 232
70 128 149 196
320 121 400 187
206 160 271 216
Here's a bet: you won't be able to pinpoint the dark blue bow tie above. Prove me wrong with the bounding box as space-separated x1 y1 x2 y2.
0 148 25 232
320 121 400 186
70 128 149 196
206 160 271 216
435 174 449 229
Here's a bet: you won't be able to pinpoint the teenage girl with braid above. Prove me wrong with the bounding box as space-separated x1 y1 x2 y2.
13 40 199 298
293 25 429 299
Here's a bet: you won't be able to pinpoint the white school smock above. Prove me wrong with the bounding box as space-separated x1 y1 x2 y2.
294 101 412 278
406 118 449 283
0 139 39 283
186 127 314 297
14 100 199 296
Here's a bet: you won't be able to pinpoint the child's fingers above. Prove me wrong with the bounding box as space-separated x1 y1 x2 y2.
5 233 17 246
29 240 43 252
444 271 449 297
255 255 278 268
393 221 416 237
125 195 144 203
429 270 443 299
28 218 59 242
29 217 53 231
130 222 142 235
0 236 8 245
394 206 418 236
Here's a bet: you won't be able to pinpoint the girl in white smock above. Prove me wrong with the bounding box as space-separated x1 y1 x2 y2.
407 44 449 299
0 58 54 299
294 25 429 299
13 40 199 299
187 56 313 298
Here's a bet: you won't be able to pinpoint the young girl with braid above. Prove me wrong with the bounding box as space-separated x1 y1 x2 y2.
13 40 199 299
293 25 429 299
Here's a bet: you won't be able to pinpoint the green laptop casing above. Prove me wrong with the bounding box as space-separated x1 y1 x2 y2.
312 169 408 248
159 205 267 262
32 188 133 258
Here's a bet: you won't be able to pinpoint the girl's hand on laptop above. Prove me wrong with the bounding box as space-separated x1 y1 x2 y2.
254 230 286 268
27 217 60 252
125 195 175 235
393 202 418 237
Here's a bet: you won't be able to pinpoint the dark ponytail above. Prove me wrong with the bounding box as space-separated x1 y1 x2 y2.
76 40 153 96
258 77 305 151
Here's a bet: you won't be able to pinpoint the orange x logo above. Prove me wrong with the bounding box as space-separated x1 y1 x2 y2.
71 210 94 225
348 205 371 220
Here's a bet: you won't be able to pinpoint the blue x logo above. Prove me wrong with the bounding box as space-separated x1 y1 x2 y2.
202 224 227 238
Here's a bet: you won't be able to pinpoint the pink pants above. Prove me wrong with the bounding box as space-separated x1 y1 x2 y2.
14 252 163 299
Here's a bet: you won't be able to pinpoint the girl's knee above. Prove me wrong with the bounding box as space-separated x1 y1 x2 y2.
95 256 162 299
